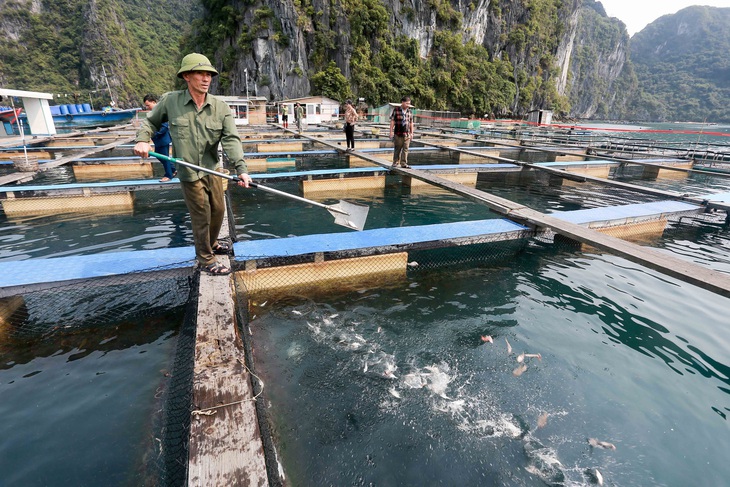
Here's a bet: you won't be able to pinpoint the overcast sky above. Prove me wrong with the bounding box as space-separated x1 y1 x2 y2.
598 0 730 35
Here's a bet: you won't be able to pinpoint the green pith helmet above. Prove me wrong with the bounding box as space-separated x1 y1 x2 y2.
177 53 218 78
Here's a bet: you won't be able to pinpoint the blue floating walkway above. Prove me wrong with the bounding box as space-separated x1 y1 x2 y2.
551 201 701 224
0 247 194 293
233 219 529 260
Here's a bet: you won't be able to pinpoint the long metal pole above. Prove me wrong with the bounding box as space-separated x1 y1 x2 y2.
102 64 115 107
244 69 249 121
148 151 347 214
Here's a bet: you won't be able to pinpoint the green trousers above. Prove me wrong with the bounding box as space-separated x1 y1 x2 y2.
180 175 225 266
393 134 411 165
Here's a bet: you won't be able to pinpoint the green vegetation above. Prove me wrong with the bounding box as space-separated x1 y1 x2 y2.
629 6 730 122
310 61 352 101
567 2 637 120
4 1 724 122
0 0 200 107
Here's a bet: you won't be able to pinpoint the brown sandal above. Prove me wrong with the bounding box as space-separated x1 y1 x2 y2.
201 262 231 275
212 242 232 255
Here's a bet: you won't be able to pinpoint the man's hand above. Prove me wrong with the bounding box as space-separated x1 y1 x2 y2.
236 173 252 188
134 141 151 158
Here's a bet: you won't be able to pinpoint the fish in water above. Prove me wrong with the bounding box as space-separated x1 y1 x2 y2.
517 352 542 362
505 337 512 354
585 468 604 485
588 438 616 450
383 369 397 379
537 412 548 429
481 335 494 343
402 372 426 389
512 363 528 377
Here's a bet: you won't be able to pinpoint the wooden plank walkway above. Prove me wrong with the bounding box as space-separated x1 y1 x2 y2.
187 209 268 486
283 127 730 297
420 128 730 179
0 135 135 186
412 135 730 213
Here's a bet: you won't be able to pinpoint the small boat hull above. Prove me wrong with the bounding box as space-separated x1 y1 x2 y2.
3 107 139 135
51 109 139 130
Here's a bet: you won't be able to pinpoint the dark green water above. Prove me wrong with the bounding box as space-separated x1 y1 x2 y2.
0 313 181 486
0 123 729 485
250 246 729 486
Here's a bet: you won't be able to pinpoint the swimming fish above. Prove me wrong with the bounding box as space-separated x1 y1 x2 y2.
389 387 401 399
517 352 542 362
585 468 604 485
537 412 548 429
481 335 494 343
588 438 616 450
505 337 512 354
512 363 528 377
402 372 426 389
407 261 419 267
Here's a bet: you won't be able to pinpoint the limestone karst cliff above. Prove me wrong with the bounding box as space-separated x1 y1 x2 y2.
3 1 726 122
191 0 588 117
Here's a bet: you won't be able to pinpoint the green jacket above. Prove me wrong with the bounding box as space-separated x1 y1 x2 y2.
135 89 247 180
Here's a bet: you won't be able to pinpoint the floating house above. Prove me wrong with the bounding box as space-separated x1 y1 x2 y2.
218 96 268 125
276 96 341 126
528 109 553 126
0 88 56 136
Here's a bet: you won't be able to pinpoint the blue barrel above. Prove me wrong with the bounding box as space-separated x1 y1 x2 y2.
59 104 69 115
49 106 62 115
67 104 78 114
75 104 84 113
82 103 92 113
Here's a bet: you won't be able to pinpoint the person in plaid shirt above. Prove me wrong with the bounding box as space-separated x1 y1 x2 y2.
389 96 413 168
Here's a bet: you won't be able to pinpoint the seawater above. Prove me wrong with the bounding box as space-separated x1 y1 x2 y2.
0 123 728 486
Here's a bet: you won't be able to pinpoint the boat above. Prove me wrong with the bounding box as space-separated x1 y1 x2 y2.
47 103 139 130
3 103 139 135
0 106 22 125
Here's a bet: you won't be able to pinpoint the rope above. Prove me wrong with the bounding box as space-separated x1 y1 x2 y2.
190 361 264 417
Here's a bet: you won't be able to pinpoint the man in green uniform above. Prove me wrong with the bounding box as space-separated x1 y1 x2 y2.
294 102 304 133
134 53 252 275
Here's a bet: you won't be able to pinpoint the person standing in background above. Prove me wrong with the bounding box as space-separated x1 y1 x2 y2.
143 94 175 182
134 53 252 275
343 99 358 151
389 96 414 169
281 103 289 129
294 102 304 133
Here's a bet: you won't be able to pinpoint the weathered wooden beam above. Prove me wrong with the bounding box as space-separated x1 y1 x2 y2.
188 204 268 486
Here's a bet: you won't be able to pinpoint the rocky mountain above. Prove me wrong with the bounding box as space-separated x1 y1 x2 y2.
1 1 726 122
0 0 200 108
191 0 584 117
629 6 730 122
565 0 637 119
